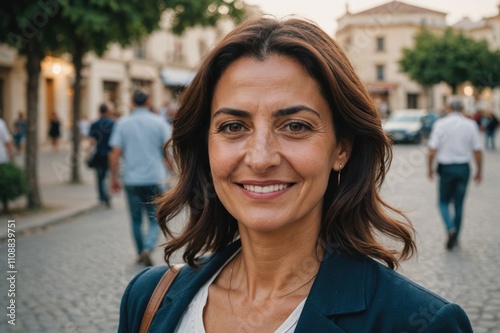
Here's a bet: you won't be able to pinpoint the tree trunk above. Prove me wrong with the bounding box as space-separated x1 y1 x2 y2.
25 39 43 209
70 40 84 184
426 86 434 110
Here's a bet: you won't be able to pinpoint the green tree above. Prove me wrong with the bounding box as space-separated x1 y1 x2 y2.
399 27 494 97
469 48 500 92
0 0 245 207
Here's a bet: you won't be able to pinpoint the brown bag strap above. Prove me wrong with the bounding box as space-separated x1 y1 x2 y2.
139 264 184 333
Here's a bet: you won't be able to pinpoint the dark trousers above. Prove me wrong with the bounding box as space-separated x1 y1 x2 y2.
95 166 110 204
438 163 470 238
485 130 496 150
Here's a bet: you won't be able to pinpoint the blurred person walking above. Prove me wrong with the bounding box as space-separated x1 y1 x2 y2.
87 103 115 207
427 100 483 250
12 111 27 154
484 111 499 150
78 115 91 138
109 90 172 266
0 116 14 164
48 112 61 151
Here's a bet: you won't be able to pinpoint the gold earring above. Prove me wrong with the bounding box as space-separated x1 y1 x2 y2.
338 164 342 186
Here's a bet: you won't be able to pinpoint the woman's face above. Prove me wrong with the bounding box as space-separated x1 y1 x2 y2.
208 55 350 235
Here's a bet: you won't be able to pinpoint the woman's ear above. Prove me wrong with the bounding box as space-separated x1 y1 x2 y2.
333 139 352 171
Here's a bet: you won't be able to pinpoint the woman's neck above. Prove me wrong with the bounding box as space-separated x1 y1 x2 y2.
232 227 322 301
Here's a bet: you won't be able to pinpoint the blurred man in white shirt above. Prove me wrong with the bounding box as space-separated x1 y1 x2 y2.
427 100 482 250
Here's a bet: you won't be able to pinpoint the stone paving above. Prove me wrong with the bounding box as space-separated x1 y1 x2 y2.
386 143 500 333
0 140 498 332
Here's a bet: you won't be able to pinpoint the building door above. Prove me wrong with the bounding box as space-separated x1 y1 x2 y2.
103 81 119 108
407 93 419 109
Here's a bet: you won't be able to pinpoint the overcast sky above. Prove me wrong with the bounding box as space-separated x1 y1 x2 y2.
244 0 500 34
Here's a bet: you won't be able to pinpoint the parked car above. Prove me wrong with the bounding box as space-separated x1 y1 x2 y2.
382 109 428 144
420 111 441 139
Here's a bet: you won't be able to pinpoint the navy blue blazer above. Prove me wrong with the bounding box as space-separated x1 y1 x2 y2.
119 241 473 332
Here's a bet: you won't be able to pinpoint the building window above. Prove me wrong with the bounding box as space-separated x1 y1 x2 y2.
407 93 419 109
173 40 185 64
103 81 119 106
198 39 208 59
376 37 385 51
131 79 152 90
133 40 146 59
376 65 385 81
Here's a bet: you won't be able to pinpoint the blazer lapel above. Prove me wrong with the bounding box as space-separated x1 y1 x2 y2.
295 248 369 332
295 305 348 333
149 241 242 332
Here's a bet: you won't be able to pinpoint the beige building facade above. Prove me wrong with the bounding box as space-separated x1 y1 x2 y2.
336 0 500 117
453 5 500 114
336 1 450 116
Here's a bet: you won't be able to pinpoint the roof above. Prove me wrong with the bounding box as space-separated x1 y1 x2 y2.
452 17 488 30
355 1 446 16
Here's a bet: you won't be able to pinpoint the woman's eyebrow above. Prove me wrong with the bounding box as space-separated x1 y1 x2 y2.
212 105 321 119
212 108 251 119
273 105 321 118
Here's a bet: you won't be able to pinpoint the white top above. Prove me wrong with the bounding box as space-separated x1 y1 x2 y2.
428 112 482 164
0 118 12 163
175 251 306 333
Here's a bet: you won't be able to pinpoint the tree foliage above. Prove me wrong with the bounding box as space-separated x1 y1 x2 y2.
0 162 28 213
399 27 499 94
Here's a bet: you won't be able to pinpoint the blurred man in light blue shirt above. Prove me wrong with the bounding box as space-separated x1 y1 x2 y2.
109 90 172 266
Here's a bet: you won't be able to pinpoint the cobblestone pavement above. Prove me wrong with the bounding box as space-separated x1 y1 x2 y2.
0 142 498 332
386 143 500 333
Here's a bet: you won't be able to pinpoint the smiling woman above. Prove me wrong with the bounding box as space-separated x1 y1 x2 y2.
118 17 473 333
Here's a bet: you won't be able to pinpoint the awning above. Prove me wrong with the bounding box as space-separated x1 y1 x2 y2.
161 67 196 87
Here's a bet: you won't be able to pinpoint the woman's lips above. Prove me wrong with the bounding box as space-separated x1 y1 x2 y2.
241 183 290 194
237 182 294 198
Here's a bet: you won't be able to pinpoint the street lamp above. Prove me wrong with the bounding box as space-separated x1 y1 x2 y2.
52 63 62 75
464 85 474 97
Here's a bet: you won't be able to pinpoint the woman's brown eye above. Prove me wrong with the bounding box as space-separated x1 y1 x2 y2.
286 122 311 133
219 122 244 133
228 123 242 132
289 123 304 132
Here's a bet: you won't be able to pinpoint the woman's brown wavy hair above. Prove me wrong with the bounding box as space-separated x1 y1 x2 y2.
157 17 416 269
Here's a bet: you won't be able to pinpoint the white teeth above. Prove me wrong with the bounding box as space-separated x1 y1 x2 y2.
243 184 289 193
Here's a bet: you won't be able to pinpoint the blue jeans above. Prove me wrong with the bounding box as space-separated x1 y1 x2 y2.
124 184 163 255
485 130 496 150
438 163 470 238
95 166 109 204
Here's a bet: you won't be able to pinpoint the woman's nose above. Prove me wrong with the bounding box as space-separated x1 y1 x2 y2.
243 129 281 173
